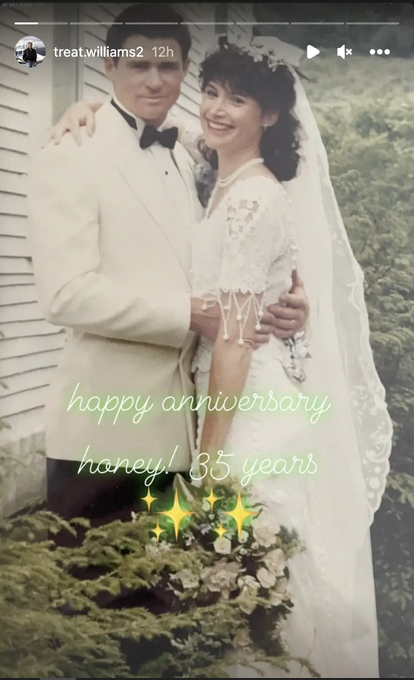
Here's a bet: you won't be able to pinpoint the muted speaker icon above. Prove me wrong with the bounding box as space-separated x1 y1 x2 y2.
337 44 352 59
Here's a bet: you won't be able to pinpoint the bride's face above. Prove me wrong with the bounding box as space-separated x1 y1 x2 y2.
200 80 275 154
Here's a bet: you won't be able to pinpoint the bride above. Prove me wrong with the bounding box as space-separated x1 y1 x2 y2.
48 35 392 678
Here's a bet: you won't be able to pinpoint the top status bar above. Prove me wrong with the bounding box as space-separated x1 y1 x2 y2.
14 21 401 26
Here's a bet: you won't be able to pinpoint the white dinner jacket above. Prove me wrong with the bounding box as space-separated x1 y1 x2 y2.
28 102 203 471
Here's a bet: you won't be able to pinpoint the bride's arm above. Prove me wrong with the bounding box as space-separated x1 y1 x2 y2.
199 291 259 462
198 186 282 482
43 100 107 146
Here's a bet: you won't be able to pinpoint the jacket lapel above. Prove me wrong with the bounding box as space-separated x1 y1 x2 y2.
118 143 192 285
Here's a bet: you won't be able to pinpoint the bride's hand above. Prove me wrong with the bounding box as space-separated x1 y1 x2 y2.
43 100 103 147
266 270 310 340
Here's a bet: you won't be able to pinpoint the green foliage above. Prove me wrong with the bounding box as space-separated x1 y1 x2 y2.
254 3 414 57
0 476 310 678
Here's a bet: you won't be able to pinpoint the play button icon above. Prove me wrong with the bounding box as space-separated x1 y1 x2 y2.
307 45 320 59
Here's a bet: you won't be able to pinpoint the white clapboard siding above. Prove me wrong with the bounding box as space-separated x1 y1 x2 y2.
0 318 63 338
1 348 62 379
0 301 43 323
0 214 28 238
1 333 66 362
0 4 56 496
79 3 131 102
0 366 57 399
0 385 51 418
171 3 215 124
228 3 256 35
0 256 33 274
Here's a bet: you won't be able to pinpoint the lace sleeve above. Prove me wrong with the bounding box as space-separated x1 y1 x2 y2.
204 180 287 346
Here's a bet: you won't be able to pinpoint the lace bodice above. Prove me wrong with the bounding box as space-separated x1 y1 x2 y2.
191 175 309 380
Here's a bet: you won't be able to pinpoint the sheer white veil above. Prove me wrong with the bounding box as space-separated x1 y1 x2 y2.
250 36 393 533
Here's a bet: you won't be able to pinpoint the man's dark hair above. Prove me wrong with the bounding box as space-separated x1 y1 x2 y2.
107 4 192 64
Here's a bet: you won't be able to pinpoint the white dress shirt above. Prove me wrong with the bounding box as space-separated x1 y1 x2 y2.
112 94 191 230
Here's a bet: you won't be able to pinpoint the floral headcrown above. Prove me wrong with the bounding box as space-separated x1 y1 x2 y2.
209 34 304 72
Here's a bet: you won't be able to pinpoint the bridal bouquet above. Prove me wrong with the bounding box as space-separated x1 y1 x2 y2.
125 476 312 678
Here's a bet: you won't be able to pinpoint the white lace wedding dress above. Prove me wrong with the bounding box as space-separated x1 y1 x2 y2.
191 174 379 678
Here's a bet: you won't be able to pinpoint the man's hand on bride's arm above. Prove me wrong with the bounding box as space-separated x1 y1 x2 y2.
42 100 104 147
265 270 310 340
190 297 272 349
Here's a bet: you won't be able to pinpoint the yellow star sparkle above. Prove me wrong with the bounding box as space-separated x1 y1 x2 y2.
205 487 220 511
224 491 258 540
141 487 157 512
151 521 166 543
158 490 194 540
213 521 228 540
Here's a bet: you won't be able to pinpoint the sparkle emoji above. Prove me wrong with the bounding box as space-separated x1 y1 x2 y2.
141 488 157 512
213 521 228 540
151 521 166 542
224 491 258 540
158 490 194 540
205 487 220 511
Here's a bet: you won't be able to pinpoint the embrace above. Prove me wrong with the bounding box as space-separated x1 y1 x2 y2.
28 4 393 678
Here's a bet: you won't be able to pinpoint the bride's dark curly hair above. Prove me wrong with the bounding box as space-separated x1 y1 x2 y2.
198 40 302 182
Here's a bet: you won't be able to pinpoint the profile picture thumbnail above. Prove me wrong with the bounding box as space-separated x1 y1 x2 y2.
15 36 46 68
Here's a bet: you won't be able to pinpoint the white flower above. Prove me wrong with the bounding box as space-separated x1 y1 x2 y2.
275 577 289 596
268 590 284 607
199 523 211 535
171 568 200 590
264 548 286 576
239 547 247 556
201 560 240 598
257 567 277 589
131 511 138 522
239 530 249 544
214 536 232 555
202 501 211 512
238 575 260 598
146 544 161 557
253 521 278 548
251 542 259 550
238 594 257 615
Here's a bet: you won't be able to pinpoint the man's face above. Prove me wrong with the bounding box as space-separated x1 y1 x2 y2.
28 43 33 48
104 35 189 126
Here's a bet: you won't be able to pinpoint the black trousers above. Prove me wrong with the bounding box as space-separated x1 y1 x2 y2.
47 458 188 548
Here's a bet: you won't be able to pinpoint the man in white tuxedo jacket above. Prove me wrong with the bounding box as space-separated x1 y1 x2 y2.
28 4 308 539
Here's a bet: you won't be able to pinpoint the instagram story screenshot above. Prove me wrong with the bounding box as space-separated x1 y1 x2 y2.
0 2 413 678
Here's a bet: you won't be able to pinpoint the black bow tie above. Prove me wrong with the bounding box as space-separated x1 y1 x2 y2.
139 124 178 150
111 98 178 150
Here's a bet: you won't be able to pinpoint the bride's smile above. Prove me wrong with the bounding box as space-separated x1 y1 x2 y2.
200 80 268 154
